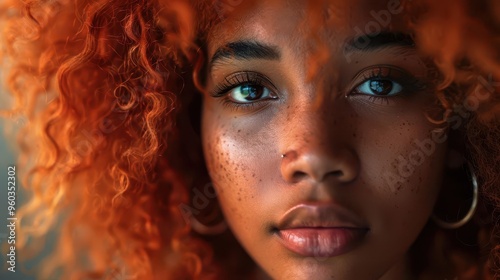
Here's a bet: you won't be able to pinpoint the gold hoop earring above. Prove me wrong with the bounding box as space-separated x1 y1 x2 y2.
431 163 478 229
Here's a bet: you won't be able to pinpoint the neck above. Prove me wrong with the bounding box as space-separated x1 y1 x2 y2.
379 254 416 280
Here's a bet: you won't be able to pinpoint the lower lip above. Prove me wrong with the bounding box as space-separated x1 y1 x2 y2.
276 228 368 258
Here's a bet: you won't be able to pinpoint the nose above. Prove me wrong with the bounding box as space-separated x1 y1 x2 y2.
279 104 359 185
280 148 359 184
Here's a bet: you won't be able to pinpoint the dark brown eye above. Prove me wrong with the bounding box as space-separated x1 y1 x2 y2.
369 80 394 95
229 83 271 103
240 84 265 100
356 79 402 96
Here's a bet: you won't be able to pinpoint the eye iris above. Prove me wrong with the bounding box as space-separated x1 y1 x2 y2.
369 79 393 95
240 84 263 100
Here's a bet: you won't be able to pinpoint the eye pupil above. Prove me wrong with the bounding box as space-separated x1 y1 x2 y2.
369 79 393 95
240 84 264 100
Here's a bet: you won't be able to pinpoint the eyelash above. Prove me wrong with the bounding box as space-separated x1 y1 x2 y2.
210 67 428 110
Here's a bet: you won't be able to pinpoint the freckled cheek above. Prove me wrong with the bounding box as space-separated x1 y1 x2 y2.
370 166 443 248
358 119 446 227
202 126 269 230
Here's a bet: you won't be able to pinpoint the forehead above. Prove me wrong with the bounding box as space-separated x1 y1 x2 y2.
206 0 411 57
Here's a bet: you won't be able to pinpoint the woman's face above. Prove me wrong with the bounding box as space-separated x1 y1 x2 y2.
201 0 450 278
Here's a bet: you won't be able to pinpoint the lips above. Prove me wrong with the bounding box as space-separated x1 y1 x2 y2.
273 203 369 258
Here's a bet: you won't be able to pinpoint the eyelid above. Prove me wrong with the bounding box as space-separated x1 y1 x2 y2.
210 71 279 98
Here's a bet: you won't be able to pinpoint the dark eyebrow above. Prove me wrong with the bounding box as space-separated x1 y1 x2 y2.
210 40 281 68
345 32 415 52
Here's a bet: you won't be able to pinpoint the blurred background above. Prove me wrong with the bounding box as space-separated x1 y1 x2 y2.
0 87 40 279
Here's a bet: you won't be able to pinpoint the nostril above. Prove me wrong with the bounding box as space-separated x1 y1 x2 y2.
330 170 344 177
291 171 308 183
292 170 344 183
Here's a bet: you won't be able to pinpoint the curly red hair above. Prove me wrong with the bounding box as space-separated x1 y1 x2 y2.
0 0 499 279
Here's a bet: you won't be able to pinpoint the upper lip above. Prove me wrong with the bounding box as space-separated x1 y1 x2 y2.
276 203 369 230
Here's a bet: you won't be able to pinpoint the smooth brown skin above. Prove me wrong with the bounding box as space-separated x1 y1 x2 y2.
201 0 461 279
